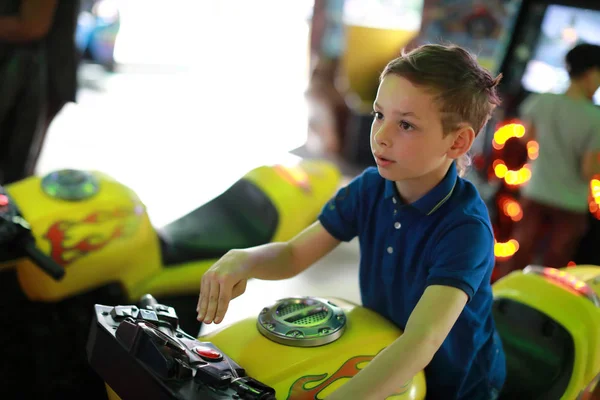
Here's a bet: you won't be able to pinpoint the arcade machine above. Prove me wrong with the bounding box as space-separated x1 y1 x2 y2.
480 0 600 271
317 0 523 169
305 0 348 157
304 0 423 168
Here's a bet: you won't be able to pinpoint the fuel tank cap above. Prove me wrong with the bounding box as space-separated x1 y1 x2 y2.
41 169 100 201
257 296 346 347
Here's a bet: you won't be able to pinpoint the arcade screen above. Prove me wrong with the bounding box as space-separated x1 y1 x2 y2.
521 4 600 105
414 0 523 75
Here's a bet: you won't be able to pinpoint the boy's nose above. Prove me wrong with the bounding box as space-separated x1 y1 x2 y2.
374 124 392 148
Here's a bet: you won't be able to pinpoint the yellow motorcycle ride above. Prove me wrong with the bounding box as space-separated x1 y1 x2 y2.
0 158 341 399
88 263 600 400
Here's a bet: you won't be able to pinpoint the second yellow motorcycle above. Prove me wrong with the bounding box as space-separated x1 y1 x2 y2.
0 158 341 399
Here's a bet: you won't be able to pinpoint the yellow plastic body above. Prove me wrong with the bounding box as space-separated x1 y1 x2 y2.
6 171 162 302
129 159 342 299
106 265 600 400
5 159 341 302
105 299 425 400
493 265 600 400
204 297 425 400
343 25 417 103
104 300 426 400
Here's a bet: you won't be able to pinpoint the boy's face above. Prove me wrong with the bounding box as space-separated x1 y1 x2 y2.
371 74 466 182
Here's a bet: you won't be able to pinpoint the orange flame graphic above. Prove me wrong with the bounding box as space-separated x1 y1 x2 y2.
287 355 411 399
44 207 141 266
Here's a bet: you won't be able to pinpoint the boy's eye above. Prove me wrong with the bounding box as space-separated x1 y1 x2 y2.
371 111 383 120
399 121 414 131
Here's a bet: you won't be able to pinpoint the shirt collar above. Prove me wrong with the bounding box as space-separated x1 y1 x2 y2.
384 162 458 215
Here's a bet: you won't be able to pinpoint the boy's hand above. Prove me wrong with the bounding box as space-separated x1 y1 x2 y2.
196 250 252 324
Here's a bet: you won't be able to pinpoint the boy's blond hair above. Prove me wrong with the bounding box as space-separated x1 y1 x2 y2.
381 44 503 176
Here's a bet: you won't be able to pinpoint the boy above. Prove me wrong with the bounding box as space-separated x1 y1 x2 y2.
197 44 506 400
500 43 600 277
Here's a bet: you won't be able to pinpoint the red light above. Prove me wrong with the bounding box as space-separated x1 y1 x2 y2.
0 195 8 207
541 267 590 295
498 195 523 222
525 266 600 306
274 165 311 193
193 346 223 361
567 261 576 267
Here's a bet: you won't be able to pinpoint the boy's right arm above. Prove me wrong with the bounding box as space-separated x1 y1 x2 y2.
249 221 342 280
197 221 340 324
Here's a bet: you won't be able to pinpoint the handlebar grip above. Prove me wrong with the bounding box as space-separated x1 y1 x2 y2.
23 241 65 281
140 294 158 309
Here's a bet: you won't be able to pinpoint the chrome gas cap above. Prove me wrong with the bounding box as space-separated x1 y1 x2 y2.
41 169 99 201
257 296 346 347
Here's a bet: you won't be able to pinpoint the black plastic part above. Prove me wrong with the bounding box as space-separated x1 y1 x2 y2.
1 272 124 399
494 299 575 400
0 185 65 281
149 294 202 337
234 377 277 400
194 365 233 389
157 179 279 266
88 303 277 400
87 312 174 400
22 239 65 280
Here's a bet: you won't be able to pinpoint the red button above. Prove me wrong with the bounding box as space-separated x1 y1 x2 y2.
193 346 222 361
0 195 8 207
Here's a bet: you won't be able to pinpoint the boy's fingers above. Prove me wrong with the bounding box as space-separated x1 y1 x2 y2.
214 285 232 324
197 276 209 321
203 279 220 324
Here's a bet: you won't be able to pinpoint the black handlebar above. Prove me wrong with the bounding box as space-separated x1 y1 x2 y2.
23 241 65 280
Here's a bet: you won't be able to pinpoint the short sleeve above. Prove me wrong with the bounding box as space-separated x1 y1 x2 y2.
318 173 363 242
426 221 494 301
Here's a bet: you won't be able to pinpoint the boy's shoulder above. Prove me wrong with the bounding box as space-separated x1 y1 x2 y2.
421 178 495 266
441 176 494 237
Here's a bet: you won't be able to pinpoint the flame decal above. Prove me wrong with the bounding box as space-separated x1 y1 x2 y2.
44 207 142 266
287 354 411 399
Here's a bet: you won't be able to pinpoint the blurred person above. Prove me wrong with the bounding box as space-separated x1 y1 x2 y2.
0 0 79 184
498 43 600 277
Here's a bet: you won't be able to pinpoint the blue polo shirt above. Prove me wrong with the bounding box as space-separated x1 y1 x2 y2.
318 162 506 400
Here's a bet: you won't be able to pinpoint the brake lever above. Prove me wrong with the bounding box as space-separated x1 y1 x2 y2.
0 198 65 281
11 215 30 230
22 240 65 280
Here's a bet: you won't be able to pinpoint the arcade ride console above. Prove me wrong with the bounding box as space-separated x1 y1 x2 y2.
87 295 276 400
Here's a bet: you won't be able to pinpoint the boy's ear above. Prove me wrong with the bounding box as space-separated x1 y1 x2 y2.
447 125 475 159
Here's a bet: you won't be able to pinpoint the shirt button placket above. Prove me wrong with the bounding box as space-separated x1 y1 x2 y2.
389 197 399 255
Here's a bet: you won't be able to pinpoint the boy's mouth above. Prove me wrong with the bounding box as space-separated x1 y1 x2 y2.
374 154 395 167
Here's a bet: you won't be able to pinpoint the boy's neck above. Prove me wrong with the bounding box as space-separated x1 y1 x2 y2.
394 160 453 205
565 81 592 101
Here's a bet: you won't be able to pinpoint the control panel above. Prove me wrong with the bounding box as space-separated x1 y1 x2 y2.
87 298 276 400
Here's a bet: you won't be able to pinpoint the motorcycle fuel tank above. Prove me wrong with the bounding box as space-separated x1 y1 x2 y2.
200 296 427 400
